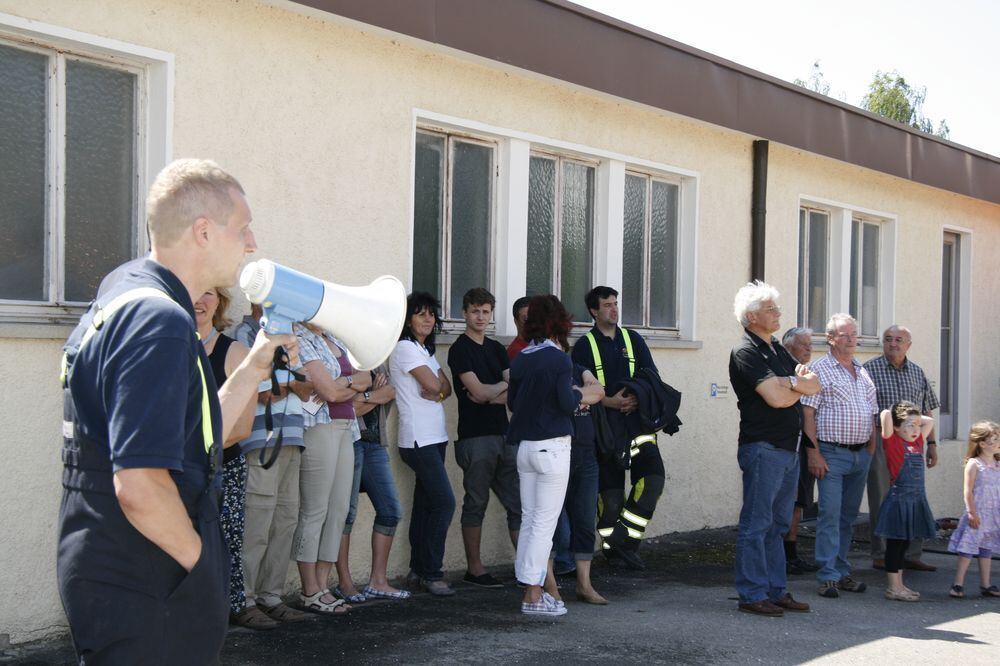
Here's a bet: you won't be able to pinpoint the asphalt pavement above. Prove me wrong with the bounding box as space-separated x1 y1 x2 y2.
4 525 998 665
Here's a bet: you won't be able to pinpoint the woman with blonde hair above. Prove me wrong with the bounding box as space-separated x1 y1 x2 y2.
194 288 261 627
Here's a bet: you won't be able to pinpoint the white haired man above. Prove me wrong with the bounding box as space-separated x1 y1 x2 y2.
729 281 819 616
801 314 879 599
780 327 821 575
58 159 297 663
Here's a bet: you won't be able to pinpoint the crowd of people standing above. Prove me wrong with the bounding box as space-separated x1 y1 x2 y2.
729 280 1000 617
202 283 673 623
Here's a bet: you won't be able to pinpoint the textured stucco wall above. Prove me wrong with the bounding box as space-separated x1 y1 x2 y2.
1 0 997 643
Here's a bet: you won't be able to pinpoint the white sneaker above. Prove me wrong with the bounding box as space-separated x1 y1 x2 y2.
522 594 568 616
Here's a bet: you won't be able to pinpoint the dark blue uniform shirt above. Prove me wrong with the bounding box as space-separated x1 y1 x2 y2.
58 258 228 663
570 325 657 391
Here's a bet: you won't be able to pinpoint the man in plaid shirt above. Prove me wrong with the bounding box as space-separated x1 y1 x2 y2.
801 313 879 599
863 325 940 572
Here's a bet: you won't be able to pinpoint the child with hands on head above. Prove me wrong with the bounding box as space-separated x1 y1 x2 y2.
874 401 936 601
948 421 1000 598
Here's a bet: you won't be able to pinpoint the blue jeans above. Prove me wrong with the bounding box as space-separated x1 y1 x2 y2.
564 441 600 560
815 442 872 582
399 442 455 581
553 511 574 572
345 440 403 536
734 442 798 603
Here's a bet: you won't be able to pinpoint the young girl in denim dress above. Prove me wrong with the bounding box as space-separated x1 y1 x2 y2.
874 401 936 601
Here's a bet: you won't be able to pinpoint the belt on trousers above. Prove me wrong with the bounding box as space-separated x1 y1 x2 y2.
818 439 867 452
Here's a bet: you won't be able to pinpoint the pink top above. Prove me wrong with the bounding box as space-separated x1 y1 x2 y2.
327 351 356 421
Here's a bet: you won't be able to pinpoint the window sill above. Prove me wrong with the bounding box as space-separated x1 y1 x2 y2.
0 304 86 339
434 331 702 350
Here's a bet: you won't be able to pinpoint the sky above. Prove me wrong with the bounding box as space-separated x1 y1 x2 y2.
571 0 999 157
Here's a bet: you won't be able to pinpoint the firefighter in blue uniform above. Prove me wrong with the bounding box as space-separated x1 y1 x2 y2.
571 286 664 570
58 159 296 665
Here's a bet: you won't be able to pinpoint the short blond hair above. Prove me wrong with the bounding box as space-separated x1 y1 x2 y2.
147 159 244 247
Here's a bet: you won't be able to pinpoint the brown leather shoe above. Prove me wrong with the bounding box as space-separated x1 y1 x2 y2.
738 599 783 617
772 593 810 612
872 559 885 570
904 559 937 572
231 605 280 630
261 602 310 623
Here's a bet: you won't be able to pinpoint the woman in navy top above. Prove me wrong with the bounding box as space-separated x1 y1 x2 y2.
508 295 602 616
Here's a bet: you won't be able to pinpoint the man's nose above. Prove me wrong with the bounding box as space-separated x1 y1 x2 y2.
245 229 258 252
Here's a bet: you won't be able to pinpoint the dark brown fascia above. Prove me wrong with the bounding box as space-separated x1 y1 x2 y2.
289 0 1000 206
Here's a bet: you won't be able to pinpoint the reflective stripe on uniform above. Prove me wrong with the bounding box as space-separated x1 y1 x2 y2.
621 328 635 379
194 335 215 454
626 527 643 539
584 332 605 386
584 328 636 387
621 508 649 527
597 527 614 537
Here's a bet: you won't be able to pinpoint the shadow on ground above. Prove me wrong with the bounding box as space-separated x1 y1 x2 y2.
4 524 999 665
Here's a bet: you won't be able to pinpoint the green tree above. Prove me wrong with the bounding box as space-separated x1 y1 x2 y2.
861 70 950 139
793 60 831 96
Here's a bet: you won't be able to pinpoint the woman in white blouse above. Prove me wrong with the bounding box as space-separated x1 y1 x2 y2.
389 292 456 596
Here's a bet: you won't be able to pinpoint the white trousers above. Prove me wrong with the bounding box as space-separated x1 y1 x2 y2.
514 436 572 586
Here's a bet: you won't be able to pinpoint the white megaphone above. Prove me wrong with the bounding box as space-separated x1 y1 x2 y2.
239 259 407 371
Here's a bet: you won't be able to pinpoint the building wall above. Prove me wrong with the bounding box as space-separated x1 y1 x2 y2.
0 0 997 643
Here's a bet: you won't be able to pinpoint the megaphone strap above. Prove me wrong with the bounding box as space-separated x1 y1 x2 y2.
258 347 306 470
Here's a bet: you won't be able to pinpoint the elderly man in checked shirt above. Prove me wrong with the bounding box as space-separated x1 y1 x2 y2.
801 313 879 599
863 325 941 572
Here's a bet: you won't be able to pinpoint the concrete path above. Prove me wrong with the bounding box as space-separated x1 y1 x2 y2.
4 528 998 665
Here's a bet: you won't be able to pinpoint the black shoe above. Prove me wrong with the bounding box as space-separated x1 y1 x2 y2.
605 543 645 571
788 557 819 573
463 571 504 589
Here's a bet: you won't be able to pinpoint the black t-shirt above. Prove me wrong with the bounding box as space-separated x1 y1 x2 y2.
729 328 802 452
447 333 510 439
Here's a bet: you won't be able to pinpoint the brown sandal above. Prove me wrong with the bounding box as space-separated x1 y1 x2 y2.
261 602 310 622
231 605 280 630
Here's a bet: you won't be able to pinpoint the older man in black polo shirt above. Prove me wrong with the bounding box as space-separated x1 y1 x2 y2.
729 281 819 616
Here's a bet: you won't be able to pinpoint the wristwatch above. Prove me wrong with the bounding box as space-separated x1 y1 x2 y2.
363 390 371 402
788 375 799 390
346 375 353 388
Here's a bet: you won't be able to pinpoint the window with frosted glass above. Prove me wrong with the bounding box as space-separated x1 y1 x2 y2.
526 154 594 315
411 130 494 320
0 42 138 306
622 172 679 329
797 208 829 331
849 220 880 337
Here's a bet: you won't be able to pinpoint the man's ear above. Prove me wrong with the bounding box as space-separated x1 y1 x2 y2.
191 216 212 246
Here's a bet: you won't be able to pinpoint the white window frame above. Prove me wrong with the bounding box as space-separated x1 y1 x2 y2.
527 150 599 311
410 109 700 343
0 13 173 336
412 127 498 328
797 196 897 342
621 169 684 332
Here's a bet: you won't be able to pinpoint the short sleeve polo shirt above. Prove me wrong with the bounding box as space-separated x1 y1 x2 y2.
64 258 222 484
729 328 802 451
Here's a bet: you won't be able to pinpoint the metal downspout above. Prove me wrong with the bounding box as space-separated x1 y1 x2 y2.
751 140 768 282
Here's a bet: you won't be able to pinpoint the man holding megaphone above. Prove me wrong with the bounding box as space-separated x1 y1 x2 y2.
58 159 299 664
